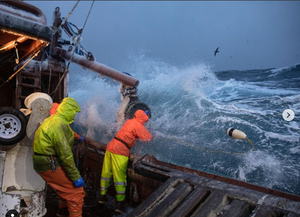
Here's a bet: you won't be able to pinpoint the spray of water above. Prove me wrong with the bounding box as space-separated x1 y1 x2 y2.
69 56 300 195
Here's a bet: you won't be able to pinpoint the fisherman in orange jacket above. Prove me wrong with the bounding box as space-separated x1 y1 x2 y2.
99 109 152 214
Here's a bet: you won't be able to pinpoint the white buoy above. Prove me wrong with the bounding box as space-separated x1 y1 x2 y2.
227 127 252 143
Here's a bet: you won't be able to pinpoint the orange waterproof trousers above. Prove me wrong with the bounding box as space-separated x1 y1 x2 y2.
38 167 85 217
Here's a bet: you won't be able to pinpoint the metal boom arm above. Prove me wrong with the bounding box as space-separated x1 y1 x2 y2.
53 47 139 88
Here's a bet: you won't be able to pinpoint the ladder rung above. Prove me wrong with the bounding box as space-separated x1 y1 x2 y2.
21 72 41 77
19 83 40 88
16 95 26 99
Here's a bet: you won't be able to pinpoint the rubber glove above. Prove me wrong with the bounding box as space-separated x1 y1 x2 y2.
79 136 84 142
74 177 85 188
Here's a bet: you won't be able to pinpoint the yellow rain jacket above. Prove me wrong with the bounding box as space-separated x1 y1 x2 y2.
32 97 81 181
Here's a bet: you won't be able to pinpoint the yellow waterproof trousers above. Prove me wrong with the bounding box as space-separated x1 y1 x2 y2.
100 150 128 201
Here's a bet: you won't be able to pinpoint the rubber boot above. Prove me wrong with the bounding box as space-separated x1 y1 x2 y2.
98 194 108 204
56 207 69 217
115 201 126 215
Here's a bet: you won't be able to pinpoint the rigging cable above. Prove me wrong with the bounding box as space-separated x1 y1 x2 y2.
0 45 48 88
50 1 95 97
0 1 80 89
53 0 80 36
168 136 255 156
81 1 95 33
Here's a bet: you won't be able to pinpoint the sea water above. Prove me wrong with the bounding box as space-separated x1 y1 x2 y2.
70 56 300 196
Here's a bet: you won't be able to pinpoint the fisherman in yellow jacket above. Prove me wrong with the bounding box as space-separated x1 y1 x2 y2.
32 97 85 217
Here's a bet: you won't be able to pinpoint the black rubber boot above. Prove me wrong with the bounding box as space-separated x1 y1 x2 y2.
98 194 108 204
56 207 69 217
115 201 126 215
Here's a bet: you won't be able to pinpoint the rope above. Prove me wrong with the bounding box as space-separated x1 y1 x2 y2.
53 0 80 36
71 0 94 54
50 0 94 97
0 1 79 88
170 137 255 156
246 137 252 144
0 46 48 88
81 1 95 33
50 62 71 97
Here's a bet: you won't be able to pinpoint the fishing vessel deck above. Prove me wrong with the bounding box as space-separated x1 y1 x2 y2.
1 1 300 217
44 138 300 217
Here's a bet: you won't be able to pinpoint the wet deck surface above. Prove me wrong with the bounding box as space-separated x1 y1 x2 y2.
45 173 300 217
45 188 130 217
127 160 300 217
45 180 300 217
44 145 300 217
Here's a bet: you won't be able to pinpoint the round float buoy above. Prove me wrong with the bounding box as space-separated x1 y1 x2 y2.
227 127 252 143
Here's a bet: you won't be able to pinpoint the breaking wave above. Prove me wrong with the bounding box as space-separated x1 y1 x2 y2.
70 56 300 196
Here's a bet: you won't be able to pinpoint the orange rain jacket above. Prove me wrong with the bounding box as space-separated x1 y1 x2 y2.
50 102 59 116
106 109 152 157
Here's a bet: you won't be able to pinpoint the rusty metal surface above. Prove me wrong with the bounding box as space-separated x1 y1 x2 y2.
53 47 140 87
0 1 47 25
0 0 53 109
0 6 52 43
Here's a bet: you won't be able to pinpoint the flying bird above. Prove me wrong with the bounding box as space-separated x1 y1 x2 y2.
214 47 219 56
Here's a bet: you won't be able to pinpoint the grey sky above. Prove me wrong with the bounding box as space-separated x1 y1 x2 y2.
28 1 300 72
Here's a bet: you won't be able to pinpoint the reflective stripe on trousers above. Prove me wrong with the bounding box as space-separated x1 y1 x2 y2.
100 150 128 201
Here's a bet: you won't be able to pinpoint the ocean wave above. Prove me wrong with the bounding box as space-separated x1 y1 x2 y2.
69 57 300 195
214 63 300 89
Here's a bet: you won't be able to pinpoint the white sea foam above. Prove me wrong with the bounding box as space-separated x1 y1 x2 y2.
265 132 299 143
242 151 284 184
290 146 300 154
68 56 300 195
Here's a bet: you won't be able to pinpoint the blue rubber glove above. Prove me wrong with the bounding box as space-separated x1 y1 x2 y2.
74 177 85 188
79 136 84 142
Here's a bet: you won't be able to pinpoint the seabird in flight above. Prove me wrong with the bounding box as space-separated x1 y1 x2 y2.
214 47 219 56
